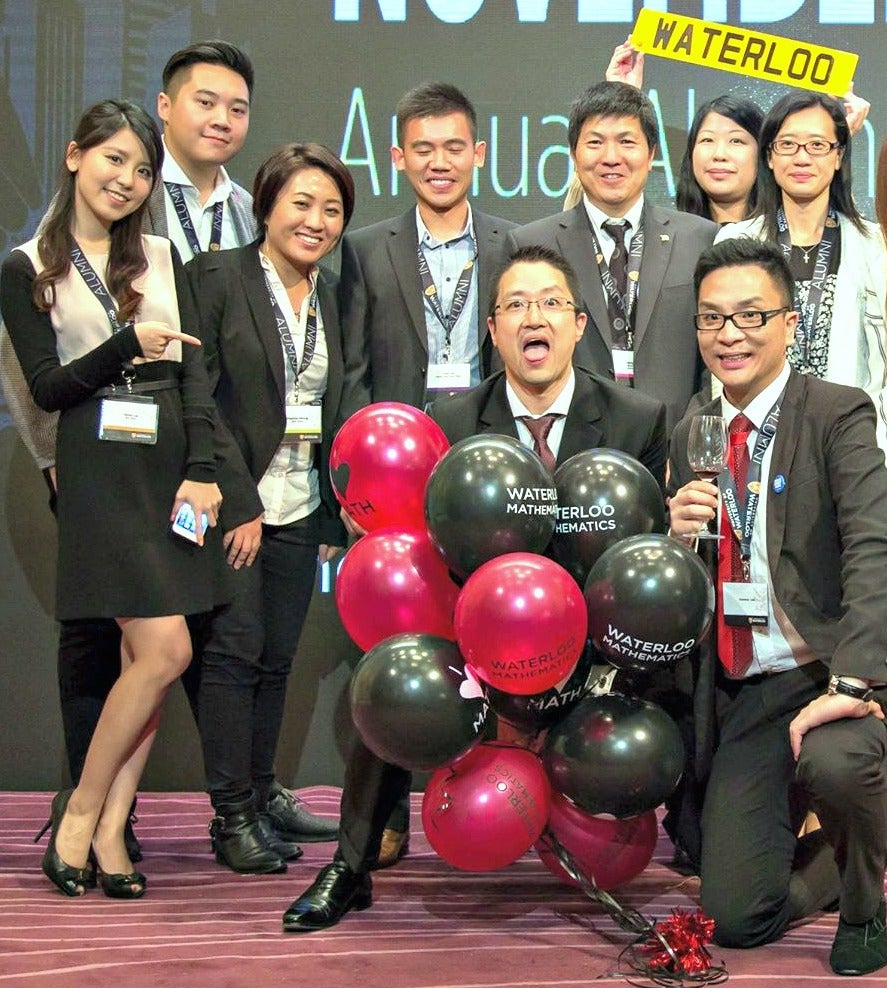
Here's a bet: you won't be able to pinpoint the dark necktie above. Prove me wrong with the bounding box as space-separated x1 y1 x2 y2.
518 414 560 473
717 412 754 678
601 218 631 348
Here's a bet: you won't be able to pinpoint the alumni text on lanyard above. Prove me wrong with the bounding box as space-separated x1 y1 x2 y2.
165 182 224 256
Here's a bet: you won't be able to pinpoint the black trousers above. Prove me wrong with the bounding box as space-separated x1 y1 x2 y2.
700 663 887 947
338 738 412 872
197 515 319 809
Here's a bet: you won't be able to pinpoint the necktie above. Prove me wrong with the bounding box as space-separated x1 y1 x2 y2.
601 218 631 348
518 414 560 472
717 412 754 677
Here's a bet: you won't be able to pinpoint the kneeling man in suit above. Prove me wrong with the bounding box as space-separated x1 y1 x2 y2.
668 237 887 976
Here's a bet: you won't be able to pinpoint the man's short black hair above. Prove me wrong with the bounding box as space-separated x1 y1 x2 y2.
395 82 477 145
162 39 254 97
568 81 657 152
489 244 585 317
694 238 794 307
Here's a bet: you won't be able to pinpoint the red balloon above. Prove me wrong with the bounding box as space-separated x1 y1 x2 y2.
422 743 551 871
330 403 450 532
454 553 587 695
336 530 460 651
535 793 658 890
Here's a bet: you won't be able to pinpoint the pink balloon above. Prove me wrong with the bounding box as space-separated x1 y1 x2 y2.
330 403 450 532
454 553 587 695
422 743 551 872
535 793 657 890
336 529 460 651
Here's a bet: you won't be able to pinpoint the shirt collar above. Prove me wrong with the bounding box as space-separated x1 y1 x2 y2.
583 195 644 239
161 138 233 204
258 247 318 292
721 363 791 431
505 368 575 420
415 203 475 249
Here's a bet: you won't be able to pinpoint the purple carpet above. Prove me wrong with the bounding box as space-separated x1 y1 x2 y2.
0 789 871 987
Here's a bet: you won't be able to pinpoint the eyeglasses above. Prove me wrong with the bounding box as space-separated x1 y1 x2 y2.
769 138 841 157
492 296 577 316
695 307 790 332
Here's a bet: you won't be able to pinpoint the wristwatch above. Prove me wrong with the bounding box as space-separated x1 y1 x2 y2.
827 675 874 702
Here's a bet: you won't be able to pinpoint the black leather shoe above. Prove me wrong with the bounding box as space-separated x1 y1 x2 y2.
258 813 303 862
209 798 287 875
282 860 372 933
124 805 142 864
266 782 339 843
830 899 887 975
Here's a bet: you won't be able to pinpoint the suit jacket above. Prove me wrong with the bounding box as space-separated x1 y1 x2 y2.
186 243 349 543
338 207 516 414
428 367 667 488
145 178 256 246
509 202 717 434
669 370 887 778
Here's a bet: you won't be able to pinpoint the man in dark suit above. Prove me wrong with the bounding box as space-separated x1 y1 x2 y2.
333 83 516 867
668 238 887 976
339 82 515 415
509 81 716 434
282 244 667 933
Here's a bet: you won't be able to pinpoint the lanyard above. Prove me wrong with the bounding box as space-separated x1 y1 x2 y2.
262 272 318 396
416 237 477 357
776 205 840 360
586 213 645 348
716 394 782 572
165 182 224 256
70 244 130 334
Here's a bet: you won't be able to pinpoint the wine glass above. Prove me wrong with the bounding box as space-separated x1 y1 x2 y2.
686 415 727 541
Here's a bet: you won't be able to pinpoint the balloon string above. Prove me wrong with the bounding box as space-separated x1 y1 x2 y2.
540 829 668 941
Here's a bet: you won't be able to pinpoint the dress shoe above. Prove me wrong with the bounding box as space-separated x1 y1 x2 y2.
830 899 887 975
371 827 410 870
283 859 372 933
96 861 147 900
258 813 303 862
265 781 339 843
209 797 287 875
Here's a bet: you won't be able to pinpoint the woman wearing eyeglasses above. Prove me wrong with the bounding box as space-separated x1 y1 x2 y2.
714 91 887 452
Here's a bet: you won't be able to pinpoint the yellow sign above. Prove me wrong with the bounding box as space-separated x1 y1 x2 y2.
631 8 857 96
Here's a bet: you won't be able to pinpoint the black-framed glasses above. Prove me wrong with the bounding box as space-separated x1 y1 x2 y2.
695 307 790 332
492 296 577 316
769 138 841 156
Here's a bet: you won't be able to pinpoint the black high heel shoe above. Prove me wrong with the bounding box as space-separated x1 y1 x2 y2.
97 867 147 899
35 790 94 897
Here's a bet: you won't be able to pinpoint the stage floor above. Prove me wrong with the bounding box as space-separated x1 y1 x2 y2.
0 789 866 987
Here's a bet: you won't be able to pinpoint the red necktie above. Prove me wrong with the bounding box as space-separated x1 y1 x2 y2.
717 413 754 677
519 414 560 472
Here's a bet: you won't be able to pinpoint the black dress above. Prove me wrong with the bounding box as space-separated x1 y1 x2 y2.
0 236 228 619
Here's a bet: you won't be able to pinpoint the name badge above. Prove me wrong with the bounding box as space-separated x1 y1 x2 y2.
98 395 158 445
612 348 634 383
723 581 769 627
427 361 471 391
284 402 322 443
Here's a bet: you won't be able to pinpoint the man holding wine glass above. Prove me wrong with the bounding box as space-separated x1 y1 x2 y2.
667 237 887 976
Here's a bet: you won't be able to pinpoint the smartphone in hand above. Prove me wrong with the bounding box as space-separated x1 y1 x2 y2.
171 502 208 544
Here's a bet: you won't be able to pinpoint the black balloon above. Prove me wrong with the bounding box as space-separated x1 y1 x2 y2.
484 638 609 730
425 434 557 578
542 693 685 817
349 633 486 771
551 448 666 586
584 533 714 672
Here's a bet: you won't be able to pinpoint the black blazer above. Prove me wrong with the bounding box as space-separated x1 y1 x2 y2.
186 242 348 542
428 367 667 490
509 203 717 435
339 207 516 414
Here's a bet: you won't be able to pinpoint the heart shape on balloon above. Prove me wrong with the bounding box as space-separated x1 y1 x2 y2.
330 462 351 499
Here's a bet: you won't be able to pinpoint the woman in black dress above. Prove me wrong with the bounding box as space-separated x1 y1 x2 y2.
1 99 226 897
